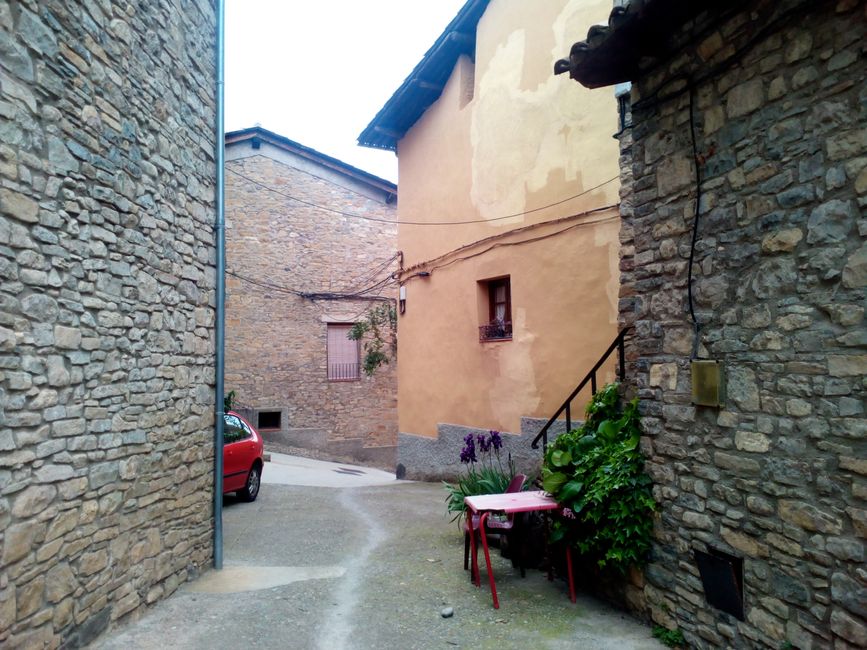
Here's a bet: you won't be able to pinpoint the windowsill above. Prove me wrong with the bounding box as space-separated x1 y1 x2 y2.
328 378 361 382
480 336 512 343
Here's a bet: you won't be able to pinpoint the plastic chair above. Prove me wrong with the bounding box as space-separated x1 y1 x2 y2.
463 474 528 576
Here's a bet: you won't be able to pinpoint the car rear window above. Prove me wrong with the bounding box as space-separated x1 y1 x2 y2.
223 414 250 444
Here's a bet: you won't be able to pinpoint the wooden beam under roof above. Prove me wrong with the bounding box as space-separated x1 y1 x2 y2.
373 126 403 139
411 78 444 92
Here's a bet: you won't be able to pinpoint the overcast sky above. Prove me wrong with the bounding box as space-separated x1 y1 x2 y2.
225 0 468 183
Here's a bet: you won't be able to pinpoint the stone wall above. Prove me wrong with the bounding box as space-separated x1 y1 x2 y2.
1 1 216 647
619 1 866 647
225 141 398 468
397 418 569 482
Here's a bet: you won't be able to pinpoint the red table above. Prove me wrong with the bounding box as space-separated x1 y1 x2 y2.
464 490 575 609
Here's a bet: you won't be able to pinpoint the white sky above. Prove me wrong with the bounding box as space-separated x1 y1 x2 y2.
225 0 468 183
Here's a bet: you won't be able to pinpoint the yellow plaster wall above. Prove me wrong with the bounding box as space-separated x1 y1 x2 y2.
397 0 621 438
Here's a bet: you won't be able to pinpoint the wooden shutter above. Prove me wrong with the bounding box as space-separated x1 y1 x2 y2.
327 324 360 380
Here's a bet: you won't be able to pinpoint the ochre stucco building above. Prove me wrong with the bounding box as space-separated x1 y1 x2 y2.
360 0 623 479
225 127 398 468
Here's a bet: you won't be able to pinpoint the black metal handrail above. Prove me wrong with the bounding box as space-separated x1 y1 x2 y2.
530 326 632 452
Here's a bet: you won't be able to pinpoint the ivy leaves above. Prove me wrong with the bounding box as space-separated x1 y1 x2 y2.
348 303 397 376
541 383 657 572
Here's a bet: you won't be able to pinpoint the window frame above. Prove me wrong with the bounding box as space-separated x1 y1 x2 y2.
488 277 511 325
326 323 361 381
479 276 513 342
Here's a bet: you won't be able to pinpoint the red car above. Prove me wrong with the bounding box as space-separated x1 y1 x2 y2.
223 411 264 501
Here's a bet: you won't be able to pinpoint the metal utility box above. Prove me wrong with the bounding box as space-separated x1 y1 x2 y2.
691 359 724 407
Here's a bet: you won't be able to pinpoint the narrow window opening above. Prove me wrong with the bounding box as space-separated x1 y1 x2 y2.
479 276 512 341
327 323 360 380
614 82 632 135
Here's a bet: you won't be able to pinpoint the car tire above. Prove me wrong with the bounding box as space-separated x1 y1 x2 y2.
240 463 261 502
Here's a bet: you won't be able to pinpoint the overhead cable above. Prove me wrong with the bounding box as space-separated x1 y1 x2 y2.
227 166 618 226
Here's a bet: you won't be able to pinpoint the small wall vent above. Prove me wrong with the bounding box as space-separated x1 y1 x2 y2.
257 410 282 430
694 547 744 620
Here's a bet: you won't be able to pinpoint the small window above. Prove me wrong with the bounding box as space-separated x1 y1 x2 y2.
223 414 251 444
327 324 360 380
479 277 512 341
257 411 281 430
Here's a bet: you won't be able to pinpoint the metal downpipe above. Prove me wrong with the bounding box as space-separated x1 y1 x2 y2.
213 0 226 571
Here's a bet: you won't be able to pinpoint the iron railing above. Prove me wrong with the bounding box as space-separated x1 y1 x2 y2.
530 326 632 453
329 363 360 381
479 320 512 341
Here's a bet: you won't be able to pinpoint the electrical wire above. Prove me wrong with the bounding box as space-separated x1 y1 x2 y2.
227 166 618 226
227 248 399 301
401 204 619 277
687 84 702 359
403 209 621 279
343 252 400 294
624 0 825 361
226 269 395 302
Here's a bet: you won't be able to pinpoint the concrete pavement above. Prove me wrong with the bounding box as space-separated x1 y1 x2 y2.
91 454 663 649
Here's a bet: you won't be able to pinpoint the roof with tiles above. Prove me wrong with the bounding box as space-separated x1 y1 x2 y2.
554 0 748 88
357 0 490 152
227 126 396 196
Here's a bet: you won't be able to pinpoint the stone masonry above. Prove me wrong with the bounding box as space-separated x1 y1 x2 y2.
1 1 217 647
615 1 866 648
225 130 398 468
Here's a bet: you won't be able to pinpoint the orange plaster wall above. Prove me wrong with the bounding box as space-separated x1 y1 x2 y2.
395 0 622 439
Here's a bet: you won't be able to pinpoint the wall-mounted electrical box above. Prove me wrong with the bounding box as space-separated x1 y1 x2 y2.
691 359 724 407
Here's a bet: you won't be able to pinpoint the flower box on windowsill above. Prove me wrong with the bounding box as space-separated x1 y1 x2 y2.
479 321 512 342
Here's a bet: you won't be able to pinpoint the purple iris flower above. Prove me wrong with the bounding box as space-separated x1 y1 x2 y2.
477 433 491 453
460 445 477 464
489 430 503 451
460 433 477 463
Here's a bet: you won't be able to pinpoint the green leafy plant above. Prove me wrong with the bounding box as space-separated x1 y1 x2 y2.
541 382 656 573
348 303 397 376
652 626 685 648
443 430 520 521
224 390 237 413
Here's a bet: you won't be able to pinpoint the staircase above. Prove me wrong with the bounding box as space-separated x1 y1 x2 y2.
530 326 632 453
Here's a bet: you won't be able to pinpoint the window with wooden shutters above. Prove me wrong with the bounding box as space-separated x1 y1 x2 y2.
479 276 512 341
327 324 360 381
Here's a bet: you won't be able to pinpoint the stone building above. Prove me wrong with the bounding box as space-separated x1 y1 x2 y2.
224 127 398 468
556 0 866 647
1 1 217 647
359 0 624 480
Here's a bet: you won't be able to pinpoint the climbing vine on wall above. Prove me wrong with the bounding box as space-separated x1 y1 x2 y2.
348 303 397 376
542 383 657 573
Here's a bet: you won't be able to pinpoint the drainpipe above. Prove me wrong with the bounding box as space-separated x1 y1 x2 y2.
213 0 226 571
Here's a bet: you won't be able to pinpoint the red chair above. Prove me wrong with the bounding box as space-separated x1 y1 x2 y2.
463 474 528 576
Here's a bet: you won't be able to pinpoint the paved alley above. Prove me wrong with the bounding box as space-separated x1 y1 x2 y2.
92 454 663 650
